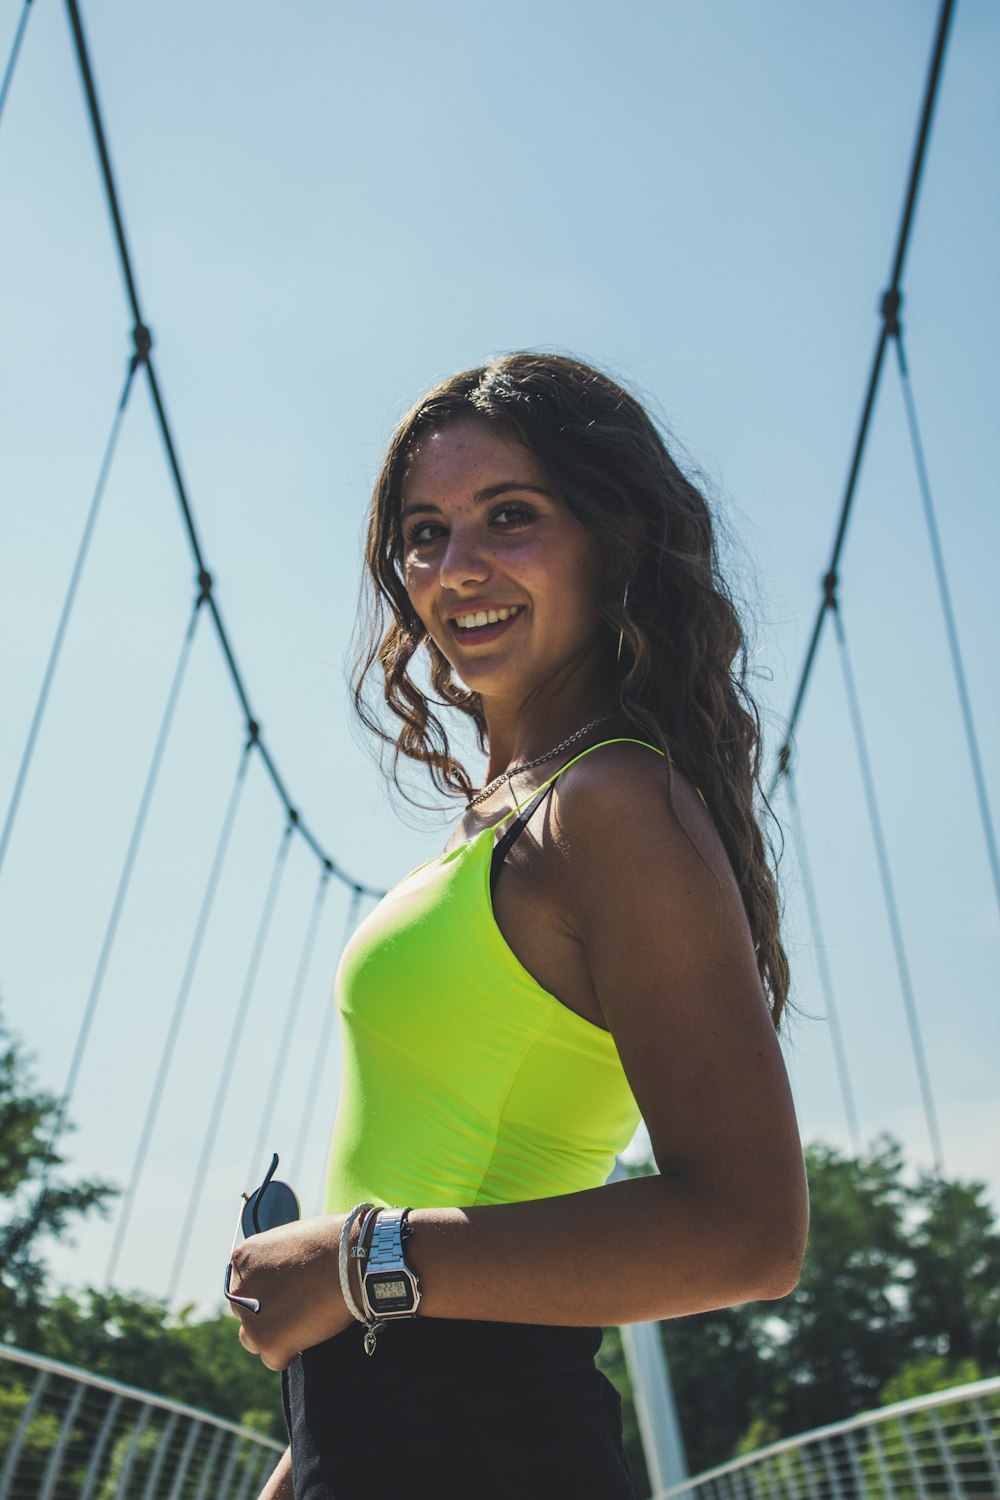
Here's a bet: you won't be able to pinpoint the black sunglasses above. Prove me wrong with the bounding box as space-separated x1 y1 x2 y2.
224 1151 300 1315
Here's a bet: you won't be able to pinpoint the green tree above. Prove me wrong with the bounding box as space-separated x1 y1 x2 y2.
880 1353 982 1405
0 1383 63 1475
32 1289 285 1440
660 1303 775 1476
906 1173 1000 1370
0 1005 115 1344
768 1136 914 1431
863 1357 990 1500
171 1305 285 1436
652 1136 1000 1473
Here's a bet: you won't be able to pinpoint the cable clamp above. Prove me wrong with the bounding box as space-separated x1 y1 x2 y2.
822 569 839 610
131 322 153 369
246 719 261 746
880 288 902 339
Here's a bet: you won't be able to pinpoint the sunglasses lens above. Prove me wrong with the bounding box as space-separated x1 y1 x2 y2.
241 1179 300 1237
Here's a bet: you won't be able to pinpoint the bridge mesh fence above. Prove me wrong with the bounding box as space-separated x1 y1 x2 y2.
0 1345 282 1500
658 1376 1000 1500
3 1345 999 1499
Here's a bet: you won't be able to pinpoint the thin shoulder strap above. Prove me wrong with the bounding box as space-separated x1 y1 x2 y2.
489 782 556 901
488 737 662 901
491 737 664 829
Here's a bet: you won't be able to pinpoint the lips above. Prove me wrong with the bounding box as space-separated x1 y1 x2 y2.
451 604 524 630
447 604 524 646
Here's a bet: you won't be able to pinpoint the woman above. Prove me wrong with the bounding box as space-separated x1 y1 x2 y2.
232 353 808 1499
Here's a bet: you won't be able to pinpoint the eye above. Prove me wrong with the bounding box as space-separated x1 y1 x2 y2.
404 520 445 547
491 502 536 529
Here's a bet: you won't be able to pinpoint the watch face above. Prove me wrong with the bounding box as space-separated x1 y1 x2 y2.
365 1270 416 1314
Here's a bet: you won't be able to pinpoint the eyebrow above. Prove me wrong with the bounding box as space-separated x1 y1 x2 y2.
399 481 556 520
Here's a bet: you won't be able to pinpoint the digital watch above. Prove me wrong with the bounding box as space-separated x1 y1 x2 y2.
360 1207 421 1323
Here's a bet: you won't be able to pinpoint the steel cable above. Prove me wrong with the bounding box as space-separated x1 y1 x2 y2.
894 332 1000 917
26 591 205 1236
247 865 333 1185
0 359 139 887
831 598 945 1175
769 0 956 799
103 739 254 1287
62 0 382 900
167 817 296 1302
291 885 363 1199
783 766 861 1155
0 0 33 128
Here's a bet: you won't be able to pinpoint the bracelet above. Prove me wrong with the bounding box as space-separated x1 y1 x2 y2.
353 1204 382 1265
337 1203 372 1324
354 1206 388 1354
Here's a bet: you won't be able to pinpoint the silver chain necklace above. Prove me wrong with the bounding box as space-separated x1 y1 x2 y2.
467 715 618 808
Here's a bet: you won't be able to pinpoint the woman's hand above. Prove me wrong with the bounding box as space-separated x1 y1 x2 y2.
228 1214 353 1371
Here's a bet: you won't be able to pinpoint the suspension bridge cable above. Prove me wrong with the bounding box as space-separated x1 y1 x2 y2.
0 355 141 887
30 590 206 1219
830 590 945 1175
62 0 382 899
292 885 363 1197
892 329 1000 917
783 767 861 1156
103 738 254 1288
247 865 333 1185
0 0 32 128
769 0 956 798
167 816 297 1303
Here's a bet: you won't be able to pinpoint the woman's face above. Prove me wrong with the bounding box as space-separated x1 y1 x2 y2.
399 419 607 705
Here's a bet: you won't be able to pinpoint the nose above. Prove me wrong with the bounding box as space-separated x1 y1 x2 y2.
438 523 491 592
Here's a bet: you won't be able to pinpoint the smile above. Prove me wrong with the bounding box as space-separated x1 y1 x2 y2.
453 605 523 630
447 605 524 646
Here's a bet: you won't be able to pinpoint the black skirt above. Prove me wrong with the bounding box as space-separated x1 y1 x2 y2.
281 1317 636 1499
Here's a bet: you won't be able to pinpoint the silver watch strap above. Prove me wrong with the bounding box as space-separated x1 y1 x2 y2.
361 1206 421 1325
366 1206 409 1272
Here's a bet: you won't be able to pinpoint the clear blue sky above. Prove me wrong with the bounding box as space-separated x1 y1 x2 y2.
0 0 997 1315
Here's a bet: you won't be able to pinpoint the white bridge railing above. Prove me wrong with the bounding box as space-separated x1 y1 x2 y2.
2 1342 998 1498
0 1344 283 1500
658 1376 1000 1500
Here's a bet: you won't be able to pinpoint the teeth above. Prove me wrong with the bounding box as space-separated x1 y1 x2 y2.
454 606 521 630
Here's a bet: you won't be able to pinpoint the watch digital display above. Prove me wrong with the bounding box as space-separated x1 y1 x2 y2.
365 1269 417 1314
372 1279 407 1302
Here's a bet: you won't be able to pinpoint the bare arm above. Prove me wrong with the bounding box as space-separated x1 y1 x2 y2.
233 750 807 1367
405 750 807 1323
257 1447 292 1500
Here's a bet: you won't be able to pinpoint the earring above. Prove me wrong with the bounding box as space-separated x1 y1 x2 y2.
616 584 630 666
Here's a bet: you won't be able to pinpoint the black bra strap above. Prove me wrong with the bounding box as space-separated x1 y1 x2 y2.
489 781 557 901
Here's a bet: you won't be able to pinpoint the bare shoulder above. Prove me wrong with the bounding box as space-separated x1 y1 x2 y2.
549 740 739 911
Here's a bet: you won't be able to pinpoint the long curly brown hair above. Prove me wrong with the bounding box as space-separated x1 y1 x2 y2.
353 353 790 1026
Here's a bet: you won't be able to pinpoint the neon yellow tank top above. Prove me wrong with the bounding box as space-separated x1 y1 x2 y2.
323 740 655 1213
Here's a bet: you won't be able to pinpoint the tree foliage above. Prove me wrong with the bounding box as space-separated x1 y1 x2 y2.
0 1007 116 1342
26 1288 285 1439
656 1136 1000 1473
0 1002 284 1439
